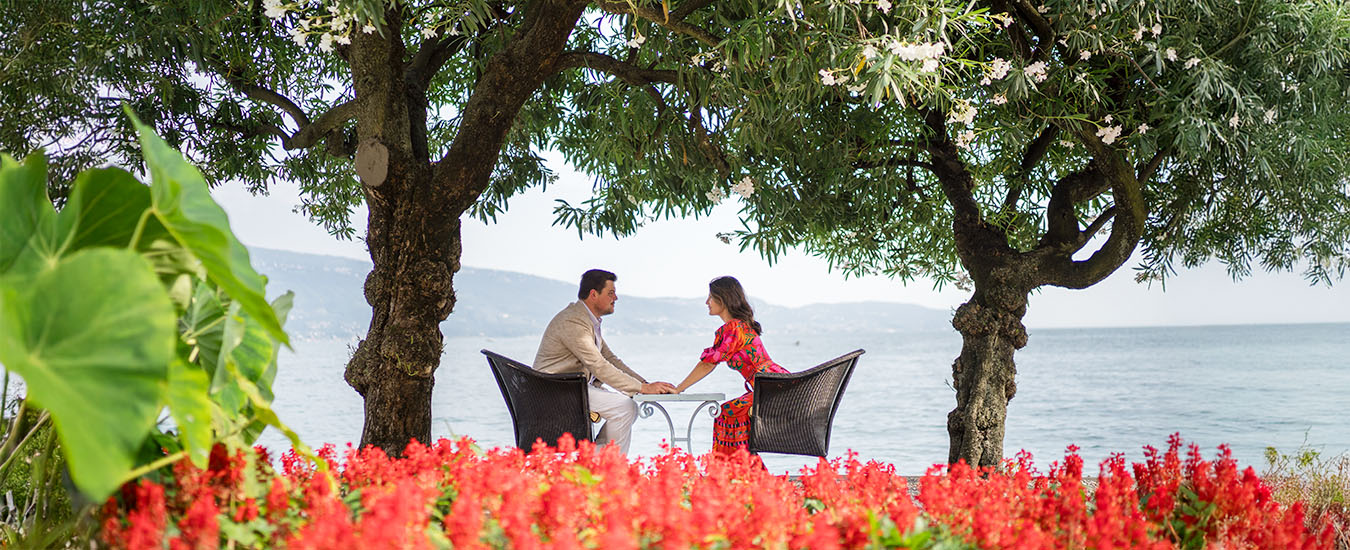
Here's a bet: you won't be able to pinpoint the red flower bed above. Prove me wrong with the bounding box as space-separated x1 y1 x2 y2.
100 435 1333 549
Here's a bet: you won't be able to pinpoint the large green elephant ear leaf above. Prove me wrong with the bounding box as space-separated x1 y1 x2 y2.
0 248 175 500
125 111 289 348
0 153 57 275
57 167 169 252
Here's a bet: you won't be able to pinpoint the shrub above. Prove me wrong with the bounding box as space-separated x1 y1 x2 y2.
1264 445 1350 550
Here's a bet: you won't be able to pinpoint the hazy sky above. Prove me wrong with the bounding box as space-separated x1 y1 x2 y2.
214 153 1350 329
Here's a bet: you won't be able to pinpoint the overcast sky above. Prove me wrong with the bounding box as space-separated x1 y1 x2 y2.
214 153 1350 329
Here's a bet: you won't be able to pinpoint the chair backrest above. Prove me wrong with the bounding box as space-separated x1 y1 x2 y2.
482 349 593 449
748 349 864 457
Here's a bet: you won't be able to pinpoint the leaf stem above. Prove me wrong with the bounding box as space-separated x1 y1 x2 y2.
128 210 153 249
117 449 188 486
0 410 50 480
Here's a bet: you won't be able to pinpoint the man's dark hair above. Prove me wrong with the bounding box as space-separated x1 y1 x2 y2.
578 269 617 300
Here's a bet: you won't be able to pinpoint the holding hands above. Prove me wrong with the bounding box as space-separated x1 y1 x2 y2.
640 381 679 394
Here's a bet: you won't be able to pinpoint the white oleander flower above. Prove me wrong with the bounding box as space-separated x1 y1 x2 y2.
1151 23 1163 36
1263 108 1277 124
862 44 878 59
318 33 334 52
626 34 645 48
263 0 286 19
421 27 437 39
1184 57 1201 69
955 130 976 149
921 58 939 72
1095 125 1122 144
1228 113 1241 128
988 57 1012 80
335 34 351 45
1080 50 1091 61
1165 48 1177 62
1024 61 1048 83
1105 114 1114 123
948 101 977 125
991 93 1007 105
1137 123 1150 134
706 187 726 202
362 24 377 34
290 28 306 46
732 176 755 198
877 0 891 13
819 69 837 86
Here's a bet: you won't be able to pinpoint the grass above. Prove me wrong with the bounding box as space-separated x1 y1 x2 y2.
1263 444 1350 550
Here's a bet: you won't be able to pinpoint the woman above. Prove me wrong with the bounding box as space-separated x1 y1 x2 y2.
675 276 788 455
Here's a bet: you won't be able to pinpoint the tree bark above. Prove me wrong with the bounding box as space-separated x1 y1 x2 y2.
946 285 1029 468
340 2 587 455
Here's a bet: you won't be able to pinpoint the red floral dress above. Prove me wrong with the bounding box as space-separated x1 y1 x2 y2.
700 319 788 454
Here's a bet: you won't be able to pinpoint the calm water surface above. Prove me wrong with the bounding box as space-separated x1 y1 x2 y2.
257 323 1350 474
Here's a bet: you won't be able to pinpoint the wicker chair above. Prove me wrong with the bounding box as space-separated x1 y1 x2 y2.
747 349 864 457
482 349 593 449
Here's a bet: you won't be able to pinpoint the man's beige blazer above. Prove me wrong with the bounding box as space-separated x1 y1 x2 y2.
533 301 648 396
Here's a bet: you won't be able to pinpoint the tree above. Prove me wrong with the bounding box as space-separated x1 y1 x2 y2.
0 0 824 453
563 0 1350 466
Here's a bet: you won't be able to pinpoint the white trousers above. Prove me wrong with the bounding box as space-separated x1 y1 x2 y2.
588 386 638 455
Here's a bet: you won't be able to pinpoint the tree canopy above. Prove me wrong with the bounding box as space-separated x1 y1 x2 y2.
3 0 1347 461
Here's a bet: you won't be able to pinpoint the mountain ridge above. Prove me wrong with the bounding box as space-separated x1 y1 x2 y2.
249 247 954 340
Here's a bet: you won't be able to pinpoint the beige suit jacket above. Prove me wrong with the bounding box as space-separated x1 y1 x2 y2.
533 301 648 396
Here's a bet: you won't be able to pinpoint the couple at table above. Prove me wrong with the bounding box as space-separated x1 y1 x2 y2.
532 269 787 456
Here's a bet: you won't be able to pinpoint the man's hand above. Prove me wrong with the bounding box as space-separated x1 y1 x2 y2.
639 381 678 394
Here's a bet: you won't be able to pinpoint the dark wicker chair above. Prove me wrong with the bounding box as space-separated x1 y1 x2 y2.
748 349 864 457
482 349 593 449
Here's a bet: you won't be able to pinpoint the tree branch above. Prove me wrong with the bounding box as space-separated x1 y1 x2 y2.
554 51 678 84
853 158 936 172
1002 125 1059 212
593 0 721 47
1136 146 1169 182
670 0 716 22
288 100 359 150
1074 206 1117 251
1009 0 1055 61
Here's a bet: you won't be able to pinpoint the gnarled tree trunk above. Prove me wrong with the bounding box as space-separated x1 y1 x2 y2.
341 3 587 454
946 286 1029 468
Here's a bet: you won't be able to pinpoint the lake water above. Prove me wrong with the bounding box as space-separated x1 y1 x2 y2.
256 322 1350 475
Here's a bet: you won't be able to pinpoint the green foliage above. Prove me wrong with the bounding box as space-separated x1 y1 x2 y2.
1264 444 1350 549
0 115 304 504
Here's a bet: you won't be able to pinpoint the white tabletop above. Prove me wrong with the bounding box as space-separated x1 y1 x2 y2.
633 393 725 402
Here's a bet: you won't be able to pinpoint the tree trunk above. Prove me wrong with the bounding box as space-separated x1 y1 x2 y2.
946 284 1029 468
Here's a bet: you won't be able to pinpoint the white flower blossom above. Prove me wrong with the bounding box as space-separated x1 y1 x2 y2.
335 34 351 45
706 187 726 202
920 58 939 72
980 76 992 86
987 57 1012 80
1024 61 1049 83
948 101 977 126
877 0 891 13
1228 113 1241 128
732 176 756 198
1059 139 1076 149
1151 23 1162 36
992 13 1014 28
626 34 645 48
847 83 866 93
1095 125 1122 144
862 44 878 59
263 0 287 19
421 27 437 39
1132 27 1145 41
1079 50 1091 61
290 28 306 46
1104 114 1114 123
1036 4 1049 13
1137 123 1150 134
991 93 1007 105
819 69 838 86
1184 57 1200 69
1263 108 1276 123
955 130 976 149
363 24 377 34
1165 48 1177 62
318 33 334 53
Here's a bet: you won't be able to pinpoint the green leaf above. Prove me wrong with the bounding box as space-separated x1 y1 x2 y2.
57 167 171 253
166 359 213 467
0 153 58 275
126 111 290 348
0 248 174 499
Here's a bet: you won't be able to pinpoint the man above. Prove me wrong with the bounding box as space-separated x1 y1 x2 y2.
534 269 677 454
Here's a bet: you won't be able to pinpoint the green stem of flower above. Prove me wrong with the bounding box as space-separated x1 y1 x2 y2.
128 209 153 249
119 450 189 486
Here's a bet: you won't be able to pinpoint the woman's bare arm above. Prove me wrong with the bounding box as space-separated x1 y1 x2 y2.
675 361 716 393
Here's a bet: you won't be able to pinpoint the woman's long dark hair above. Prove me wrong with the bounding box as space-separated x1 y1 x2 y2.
709 276 762 335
